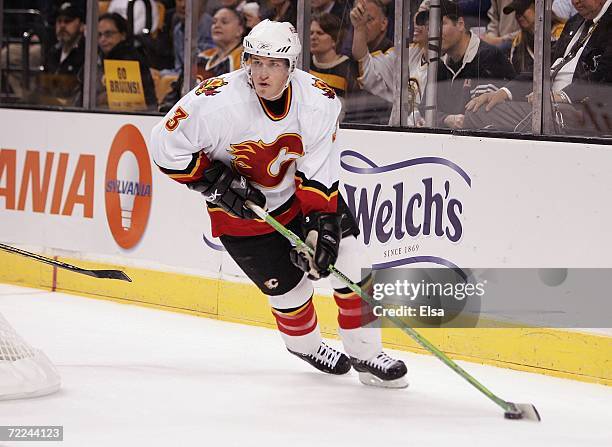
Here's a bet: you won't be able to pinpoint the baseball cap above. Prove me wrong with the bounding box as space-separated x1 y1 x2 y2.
57 2 84 21
503 0 534 15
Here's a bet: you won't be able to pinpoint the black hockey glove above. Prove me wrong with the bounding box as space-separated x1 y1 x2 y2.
187 160 266 219
290 212 341 280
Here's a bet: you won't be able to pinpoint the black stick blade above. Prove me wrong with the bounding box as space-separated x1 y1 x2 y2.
504 402 541 422
84 269 132 282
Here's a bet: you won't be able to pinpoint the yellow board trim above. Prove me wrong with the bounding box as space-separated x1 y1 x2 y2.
1 250 610 386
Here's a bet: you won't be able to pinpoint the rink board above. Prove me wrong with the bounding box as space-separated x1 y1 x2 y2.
1 109 611 385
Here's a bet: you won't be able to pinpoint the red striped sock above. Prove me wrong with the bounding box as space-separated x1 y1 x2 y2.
271 299 318 337
334 290 377 330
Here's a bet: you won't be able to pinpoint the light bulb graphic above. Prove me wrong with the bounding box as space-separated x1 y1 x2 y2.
116 150 139 231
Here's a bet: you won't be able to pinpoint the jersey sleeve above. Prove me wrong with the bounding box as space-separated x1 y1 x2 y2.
295 98 342 217
150 94 216 185
356 48 396 104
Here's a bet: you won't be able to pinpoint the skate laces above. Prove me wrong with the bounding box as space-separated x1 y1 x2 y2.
366 352 397 371
311 342 342 368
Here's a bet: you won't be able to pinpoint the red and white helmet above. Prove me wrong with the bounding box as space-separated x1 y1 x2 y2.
242 19 302 89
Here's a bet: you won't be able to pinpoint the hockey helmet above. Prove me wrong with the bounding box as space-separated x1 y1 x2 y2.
242 19 302 90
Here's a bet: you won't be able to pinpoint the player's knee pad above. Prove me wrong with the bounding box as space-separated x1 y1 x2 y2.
331 236 372 289
267 274 313 310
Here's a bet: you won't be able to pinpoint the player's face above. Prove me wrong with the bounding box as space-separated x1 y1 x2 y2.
56 16 83 46
310 21 336 56
249 55 290 100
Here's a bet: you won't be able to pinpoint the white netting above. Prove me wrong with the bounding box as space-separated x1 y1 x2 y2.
0 312 61 400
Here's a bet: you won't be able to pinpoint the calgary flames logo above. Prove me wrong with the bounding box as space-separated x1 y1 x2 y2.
312 78 336 99
229 133 304 188
195 77 228 96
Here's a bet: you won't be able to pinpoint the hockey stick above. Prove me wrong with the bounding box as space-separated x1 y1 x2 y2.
246 202 540 421
0 243 132 282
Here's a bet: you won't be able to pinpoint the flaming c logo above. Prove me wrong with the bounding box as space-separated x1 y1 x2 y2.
195 77 228 96
229 133 304 188
312 79 336 99
105 124 152 249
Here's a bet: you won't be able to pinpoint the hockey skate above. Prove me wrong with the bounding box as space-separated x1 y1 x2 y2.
350 352 408 388
288 341 351 375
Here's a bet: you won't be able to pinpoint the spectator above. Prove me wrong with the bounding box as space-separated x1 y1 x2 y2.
505 0 564 74
481 0 520 50
347 0 395 124
160 7 245 111
433 0 515 129
169 0 214 74
40 2 86 106
108 0 160 36
465 0 612 135
196 8 246 80
242 2 262 30
96 13 157 110
262 0 297 26
309 13 359 100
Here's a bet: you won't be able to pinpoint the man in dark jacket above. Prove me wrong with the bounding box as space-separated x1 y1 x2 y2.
464 0 612 135
433 0 516 128
40 2 85 106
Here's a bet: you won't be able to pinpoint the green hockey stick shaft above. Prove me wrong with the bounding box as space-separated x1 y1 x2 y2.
247 203 511 412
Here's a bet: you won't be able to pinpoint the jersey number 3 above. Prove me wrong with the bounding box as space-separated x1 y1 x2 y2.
165 107 189 131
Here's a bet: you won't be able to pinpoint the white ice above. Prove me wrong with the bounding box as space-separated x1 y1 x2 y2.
1 283 611 447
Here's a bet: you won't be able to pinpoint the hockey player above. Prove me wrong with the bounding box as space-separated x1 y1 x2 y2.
150 19 407 388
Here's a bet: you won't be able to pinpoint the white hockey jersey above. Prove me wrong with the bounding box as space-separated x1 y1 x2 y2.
150 68 343 237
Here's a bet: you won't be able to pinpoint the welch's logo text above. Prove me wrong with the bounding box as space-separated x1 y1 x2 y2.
341 152 471 246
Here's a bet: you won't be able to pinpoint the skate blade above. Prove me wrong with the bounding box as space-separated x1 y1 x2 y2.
357 372 409 389
504 402 541 422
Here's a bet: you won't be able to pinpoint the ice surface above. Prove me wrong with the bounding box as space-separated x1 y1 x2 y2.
1 284 611 447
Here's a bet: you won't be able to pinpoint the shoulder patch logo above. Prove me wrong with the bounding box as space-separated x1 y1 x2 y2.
312 78 336 99
195 77 228 96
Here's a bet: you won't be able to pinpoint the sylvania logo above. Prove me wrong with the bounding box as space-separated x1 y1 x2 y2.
229 133 304 188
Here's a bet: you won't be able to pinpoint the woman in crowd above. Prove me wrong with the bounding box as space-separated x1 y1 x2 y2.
196 7 246 81
96 12 157 110
159 7 246 112
309 13 358 107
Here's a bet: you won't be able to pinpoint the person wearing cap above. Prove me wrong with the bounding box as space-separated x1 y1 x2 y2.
504 0 564 74
465 0 612 135
44 3 85 76
40 2 86 106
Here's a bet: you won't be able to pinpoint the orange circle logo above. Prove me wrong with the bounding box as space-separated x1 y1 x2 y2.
105 124 152 249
